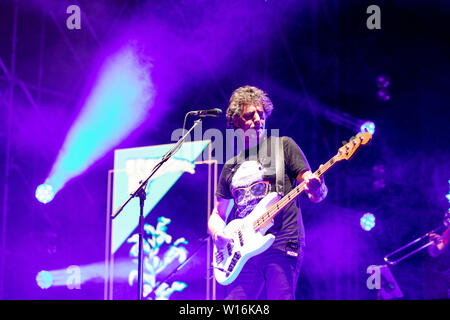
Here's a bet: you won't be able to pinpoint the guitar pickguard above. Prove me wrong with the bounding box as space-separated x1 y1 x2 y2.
212 192 280 285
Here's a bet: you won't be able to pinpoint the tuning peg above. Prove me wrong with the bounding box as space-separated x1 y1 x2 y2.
342 140 348 146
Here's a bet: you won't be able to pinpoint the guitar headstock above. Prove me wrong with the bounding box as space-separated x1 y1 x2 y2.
336 131 372 161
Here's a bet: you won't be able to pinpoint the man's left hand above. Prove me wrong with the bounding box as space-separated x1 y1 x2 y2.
301 166 327 203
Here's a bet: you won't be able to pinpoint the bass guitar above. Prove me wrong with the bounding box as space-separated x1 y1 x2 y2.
213 131 372 285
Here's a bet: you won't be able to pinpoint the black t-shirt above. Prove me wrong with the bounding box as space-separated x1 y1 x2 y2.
216 136 310 253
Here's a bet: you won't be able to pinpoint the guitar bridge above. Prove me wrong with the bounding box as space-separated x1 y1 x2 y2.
212 266 230 275
215 251 224 264
226 241 233 256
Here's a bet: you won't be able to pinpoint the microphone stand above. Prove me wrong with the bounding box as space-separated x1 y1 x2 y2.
112 118 204 300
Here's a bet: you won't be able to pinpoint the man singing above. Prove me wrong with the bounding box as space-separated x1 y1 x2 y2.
208 85 328 299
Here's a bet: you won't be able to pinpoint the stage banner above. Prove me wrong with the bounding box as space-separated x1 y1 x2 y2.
106 140 216 300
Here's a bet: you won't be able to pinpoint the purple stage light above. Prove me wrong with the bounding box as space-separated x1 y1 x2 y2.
35 184 55 204
377 88 391 101
372 164 386 190
360 121 376 135
373 179 386 190
376 74 390 88
360 213 376 231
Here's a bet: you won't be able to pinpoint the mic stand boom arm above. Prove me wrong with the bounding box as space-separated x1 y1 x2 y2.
111 118 203 300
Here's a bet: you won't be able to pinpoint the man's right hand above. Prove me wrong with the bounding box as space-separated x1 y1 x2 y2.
213 229 232 251
208 197 234 251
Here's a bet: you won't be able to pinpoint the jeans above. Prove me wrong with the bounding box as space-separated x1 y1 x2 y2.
224 247 304 300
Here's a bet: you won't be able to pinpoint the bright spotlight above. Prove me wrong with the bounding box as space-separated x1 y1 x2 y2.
360 121 375 135
35 184 55 204
36 270 53 289
35 261 125 290
360 213 376 231
43 45 155 197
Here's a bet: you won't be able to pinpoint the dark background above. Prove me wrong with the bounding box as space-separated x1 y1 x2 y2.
0 0 449 299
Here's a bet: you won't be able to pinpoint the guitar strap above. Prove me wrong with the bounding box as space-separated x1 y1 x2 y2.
274 136 285 195
273 136 300 258
256 135 285 195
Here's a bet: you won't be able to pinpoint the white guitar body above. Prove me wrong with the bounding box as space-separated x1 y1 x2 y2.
213 192 281 285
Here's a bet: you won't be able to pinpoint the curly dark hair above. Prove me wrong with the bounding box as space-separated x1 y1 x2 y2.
226 85 274 128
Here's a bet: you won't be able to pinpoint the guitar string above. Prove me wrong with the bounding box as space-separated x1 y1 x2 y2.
217 137 367 276
253 155 337 230
253 136 365 229
216 139 365 275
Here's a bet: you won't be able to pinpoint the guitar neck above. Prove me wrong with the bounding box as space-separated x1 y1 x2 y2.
253 155 338 231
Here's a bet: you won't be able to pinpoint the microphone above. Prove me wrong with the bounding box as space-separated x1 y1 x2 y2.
188 108 222 117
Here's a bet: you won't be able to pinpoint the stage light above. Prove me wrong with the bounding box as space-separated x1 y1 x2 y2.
377 88 391 101
44 45 155 197
360 213 376 231
35 184 55 204
446 179 450 203
376 75 390 88
372 164 386 190
35 260 133 290
36 270 53 289
360 121 376 135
